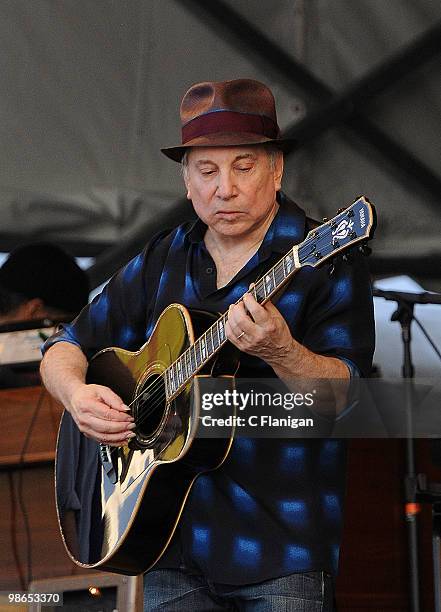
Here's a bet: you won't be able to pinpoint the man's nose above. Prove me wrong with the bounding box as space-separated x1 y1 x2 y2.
216 170 236 199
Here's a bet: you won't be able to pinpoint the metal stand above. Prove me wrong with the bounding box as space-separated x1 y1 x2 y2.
391 301 421 612
374 287 441 612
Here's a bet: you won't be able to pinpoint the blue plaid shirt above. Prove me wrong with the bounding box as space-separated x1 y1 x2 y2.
44 192 374 583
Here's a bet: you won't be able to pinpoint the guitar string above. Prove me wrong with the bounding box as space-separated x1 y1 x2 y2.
103 214 363 451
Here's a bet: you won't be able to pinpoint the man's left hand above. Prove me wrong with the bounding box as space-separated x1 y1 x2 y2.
225 291 294 366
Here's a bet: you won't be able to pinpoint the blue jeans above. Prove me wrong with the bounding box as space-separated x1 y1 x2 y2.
143 568 334 611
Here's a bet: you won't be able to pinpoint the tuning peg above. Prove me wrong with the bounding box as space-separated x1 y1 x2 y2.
322 217 328 222
358 243 372 257
328 262 335 277
342 252 353 264
337 207 345 214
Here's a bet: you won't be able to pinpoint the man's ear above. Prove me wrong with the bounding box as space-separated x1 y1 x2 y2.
274 152 284 192
183 175 191 200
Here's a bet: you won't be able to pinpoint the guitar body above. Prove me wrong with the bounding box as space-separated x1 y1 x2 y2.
55 304 237 575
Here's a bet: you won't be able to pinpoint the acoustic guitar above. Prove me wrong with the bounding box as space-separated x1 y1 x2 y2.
55 196 376 574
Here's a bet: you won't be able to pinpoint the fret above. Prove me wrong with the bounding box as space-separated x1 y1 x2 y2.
200 335 207 361
185 350 192 377
273 262 280 285
218 318 226 343
169 368 175 395
180 355 187 381
213 322 220 348
177 359 183 385
164 368 170 397
169 365 173 391
174 364 179 391
275 261 284 285
189 345 196 372
264 273 273 295
253 280 265 303
193 345 199 367
170 365 176 394
272 267 277 292
195 343 202 366
181 359 186 383
281 260 286 279
284 252 294 275
179 355 187 383
206 327 214 355
194 340 200 366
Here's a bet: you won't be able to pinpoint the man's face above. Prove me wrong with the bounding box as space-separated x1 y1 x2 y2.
184 146 283 238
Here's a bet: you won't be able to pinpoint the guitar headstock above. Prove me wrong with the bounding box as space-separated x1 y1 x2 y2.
299 196 376 267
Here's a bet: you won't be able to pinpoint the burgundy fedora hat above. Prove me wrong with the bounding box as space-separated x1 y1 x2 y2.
161 79 295 162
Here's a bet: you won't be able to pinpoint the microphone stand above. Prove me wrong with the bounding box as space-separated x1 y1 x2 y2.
373 288 441 612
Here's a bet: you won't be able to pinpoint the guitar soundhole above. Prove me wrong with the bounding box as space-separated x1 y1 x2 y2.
134 374 167 440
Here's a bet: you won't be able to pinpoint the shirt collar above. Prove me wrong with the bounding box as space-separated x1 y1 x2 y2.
185 191 306 255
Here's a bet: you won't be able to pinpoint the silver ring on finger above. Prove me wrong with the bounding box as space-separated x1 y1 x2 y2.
237 331 246 340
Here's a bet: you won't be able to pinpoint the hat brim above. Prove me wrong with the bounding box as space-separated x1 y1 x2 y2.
161 132 296 162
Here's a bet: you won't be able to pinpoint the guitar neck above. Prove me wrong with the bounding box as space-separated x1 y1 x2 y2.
164 195 375 399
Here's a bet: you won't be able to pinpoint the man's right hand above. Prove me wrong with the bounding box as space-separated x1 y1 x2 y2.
40 342 136 446
68 383 136 446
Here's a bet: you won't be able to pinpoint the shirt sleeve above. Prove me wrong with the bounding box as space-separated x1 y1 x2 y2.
42 229 172 360
299 251 375 378
337 357 360 378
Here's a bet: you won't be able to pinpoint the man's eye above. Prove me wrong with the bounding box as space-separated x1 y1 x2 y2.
236 166 252 172
201 170 215 176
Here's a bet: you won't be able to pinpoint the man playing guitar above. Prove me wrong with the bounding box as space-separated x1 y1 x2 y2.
41 79 375 611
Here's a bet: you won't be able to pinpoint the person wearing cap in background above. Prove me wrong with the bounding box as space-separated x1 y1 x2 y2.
40 80 375 610
0 243 89 326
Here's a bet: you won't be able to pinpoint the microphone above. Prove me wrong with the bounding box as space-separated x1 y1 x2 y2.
373 288 441 306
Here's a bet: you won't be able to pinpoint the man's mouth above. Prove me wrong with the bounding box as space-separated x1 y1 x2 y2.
215 210 245 217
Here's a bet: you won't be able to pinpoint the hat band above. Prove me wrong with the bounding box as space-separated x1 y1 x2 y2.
182 110 279 144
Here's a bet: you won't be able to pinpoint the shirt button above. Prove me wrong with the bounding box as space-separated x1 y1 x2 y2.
206 267 213 274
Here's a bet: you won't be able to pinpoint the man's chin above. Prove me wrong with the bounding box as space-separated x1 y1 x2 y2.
211 220 251 237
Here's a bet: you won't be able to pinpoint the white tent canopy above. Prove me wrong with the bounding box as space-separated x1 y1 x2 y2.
1 0 440 261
